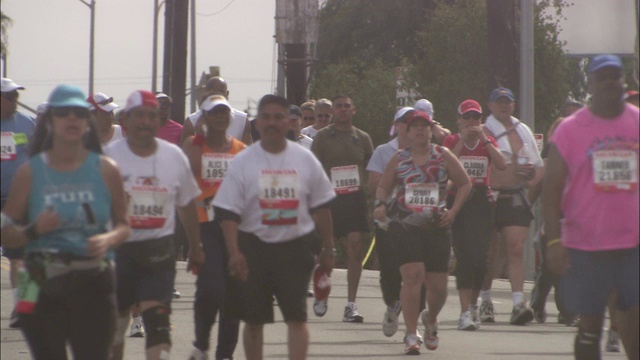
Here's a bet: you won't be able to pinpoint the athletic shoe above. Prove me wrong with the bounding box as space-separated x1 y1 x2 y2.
605 329 621 352
307 288 314 298
343 303 364 323
313 298 328 317
533 307 547 323
565 316 580 327
458 311 476 331
129 317 146 338
479 300 495 323
382 301 401 337
189 345 209 360
9 309 20 329
421 310 439 350
172 288 181 299
509 302 534 325
557 311 566 324
469 305 481 329
403 333 423 355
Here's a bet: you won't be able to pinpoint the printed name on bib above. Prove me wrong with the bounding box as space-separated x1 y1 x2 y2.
259 169 300 225
201 153 234 186
460 156 488 183
1 132 17 161
128 185 170 229
405 183 439 214
592 150 638 192
330 165 360 194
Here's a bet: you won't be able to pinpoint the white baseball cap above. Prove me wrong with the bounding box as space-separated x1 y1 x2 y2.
87 92 119 112
200 95 231 113
1 78 25 92
413 99 434 118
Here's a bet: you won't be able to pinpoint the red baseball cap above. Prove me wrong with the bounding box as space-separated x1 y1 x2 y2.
406 110 434 127
457 99 482 115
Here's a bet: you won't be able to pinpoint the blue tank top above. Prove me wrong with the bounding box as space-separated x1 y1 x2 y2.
27 151 113 258
1 112 35 203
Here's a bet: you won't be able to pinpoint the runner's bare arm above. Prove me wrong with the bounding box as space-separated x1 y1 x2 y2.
179 117 196 146
177 200 204 271
312 206 335 273
541 143 568 275
241 118 253 145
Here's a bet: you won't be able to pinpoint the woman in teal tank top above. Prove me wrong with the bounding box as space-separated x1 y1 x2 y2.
1 84 130 360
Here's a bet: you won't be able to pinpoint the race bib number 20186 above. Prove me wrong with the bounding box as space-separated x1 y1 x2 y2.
405 183 439 213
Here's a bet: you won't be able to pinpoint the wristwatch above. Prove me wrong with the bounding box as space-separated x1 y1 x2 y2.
374 199 386 208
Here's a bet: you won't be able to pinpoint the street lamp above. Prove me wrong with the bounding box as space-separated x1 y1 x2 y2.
78 0 95 95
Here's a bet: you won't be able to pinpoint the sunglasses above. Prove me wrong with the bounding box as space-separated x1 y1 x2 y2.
334 103 352 109
51 107 91 119
316 114 331 118
462 112 482 120
1 92 19 101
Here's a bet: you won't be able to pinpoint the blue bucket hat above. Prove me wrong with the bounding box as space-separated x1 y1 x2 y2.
47 84 90 109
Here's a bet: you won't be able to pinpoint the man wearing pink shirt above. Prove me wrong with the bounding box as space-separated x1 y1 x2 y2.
543 54 639 360
155 93 183 146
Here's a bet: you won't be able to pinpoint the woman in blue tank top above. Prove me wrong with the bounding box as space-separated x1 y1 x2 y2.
372 110 472 355
0 84 130 360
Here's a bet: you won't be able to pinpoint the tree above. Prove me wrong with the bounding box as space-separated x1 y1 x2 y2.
1 9 12 56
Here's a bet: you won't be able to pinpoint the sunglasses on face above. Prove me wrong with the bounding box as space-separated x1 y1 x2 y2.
462 112 482 120
334 103 352 109
51 107 91 119
316 114 331 119
1 92 19 101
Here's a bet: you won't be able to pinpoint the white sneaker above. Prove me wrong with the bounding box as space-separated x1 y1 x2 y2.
458 311 476 331
606 329 621 352
470 305 481 329
313 298 328 317
382 301 401 337
129 317 145 338
342 303 364 323
188 345 209 360
421 310 439 351
403 333 423 355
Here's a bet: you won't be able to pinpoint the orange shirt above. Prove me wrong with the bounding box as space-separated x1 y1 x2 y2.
196 138 246 222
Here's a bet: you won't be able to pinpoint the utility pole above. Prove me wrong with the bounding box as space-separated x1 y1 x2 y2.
162 0 189 124
486 0 518 108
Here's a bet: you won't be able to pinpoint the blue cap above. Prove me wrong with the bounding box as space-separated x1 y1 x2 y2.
47 84 90 109
489 87 515 102
587 54 623 74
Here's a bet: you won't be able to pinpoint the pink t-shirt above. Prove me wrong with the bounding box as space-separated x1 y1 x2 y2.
552 105 639 251
156 119 183 146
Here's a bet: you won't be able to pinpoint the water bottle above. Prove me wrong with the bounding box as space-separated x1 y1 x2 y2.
313 264 331 302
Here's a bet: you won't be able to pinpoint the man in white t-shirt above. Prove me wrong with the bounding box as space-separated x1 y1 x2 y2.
213 94 336 360
180 76 253 145
106 90 204 360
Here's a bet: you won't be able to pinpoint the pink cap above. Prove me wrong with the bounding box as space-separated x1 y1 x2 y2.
457 99 482 115
124 90 158 112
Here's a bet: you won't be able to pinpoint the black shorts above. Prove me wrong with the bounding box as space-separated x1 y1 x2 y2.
391 222 451 273
115 236 176 312
330 191 370 237
230 232 315 325
494 189 534 229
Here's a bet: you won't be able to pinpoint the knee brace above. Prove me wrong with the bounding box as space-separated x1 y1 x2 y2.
113 316 130 346
142 305 172 349
574 328 601 360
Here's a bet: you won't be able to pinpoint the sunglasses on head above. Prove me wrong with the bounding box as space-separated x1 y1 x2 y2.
51 107 91 119
462 112 482 120
1 92 19 101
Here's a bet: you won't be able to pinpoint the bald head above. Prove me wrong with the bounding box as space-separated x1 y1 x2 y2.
205 76 229 98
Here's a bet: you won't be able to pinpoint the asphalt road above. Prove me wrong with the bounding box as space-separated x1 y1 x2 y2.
1 257 627 359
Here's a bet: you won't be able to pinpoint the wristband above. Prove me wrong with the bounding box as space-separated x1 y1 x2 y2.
546 238 561 248
24 223 38 242
192 134 205 146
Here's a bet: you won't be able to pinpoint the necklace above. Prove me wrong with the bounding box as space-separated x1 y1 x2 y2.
262 146 287 188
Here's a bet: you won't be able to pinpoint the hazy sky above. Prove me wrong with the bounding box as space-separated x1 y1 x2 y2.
2 0 277 116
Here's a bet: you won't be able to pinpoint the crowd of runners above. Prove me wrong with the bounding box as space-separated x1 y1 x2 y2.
0 54 638 360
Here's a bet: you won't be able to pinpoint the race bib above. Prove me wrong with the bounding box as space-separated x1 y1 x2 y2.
592 150 638 192
460 156 488 183
404 183 439 213
330 165 360 194
201 153 234 186
259 169 300 225
1 132 17 161
128 185 171 229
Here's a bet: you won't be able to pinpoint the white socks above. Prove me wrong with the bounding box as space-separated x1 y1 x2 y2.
479 290 491 303
512 292 524 307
